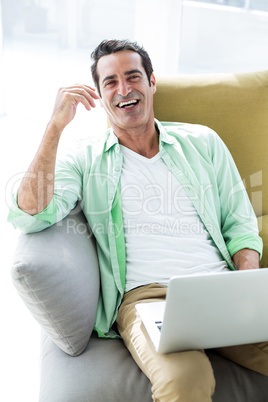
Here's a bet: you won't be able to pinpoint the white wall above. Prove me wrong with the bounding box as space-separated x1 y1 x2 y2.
58 0 136 49
135 0 183 75
0 2 5 116
180 1 268 73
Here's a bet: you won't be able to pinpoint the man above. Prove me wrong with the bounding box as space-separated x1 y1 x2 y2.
8 39 267 401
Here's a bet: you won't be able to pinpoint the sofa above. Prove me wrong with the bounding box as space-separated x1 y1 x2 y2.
11 70 268 401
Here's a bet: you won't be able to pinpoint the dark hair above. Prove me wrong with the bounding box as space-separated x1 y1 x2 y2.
91 39 154 95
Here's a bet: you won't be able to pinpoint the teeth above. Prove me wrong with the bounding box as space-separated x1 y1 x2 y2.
118 100 138 108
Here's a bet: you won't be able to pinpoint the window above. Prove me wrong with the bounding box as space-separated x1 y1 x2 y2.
250 0 268 12
188 0 268 12
179 0 268 73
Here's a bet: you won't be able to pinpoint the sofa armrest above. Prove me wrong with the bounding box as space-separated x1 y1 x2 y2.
11 205 100 356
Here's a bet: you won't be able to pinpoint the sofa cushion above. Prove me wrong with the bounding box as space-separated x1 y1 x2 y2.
39 331 268 402
39 332 152 402
11 206 99 356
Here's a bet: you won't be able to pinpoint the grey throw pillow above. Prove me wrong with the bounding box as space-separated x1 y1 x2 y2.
11 206 100 356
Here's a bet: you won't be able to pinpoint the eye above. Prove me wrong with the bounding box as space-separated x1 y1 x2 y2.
129 75 140 80
105 80 116 87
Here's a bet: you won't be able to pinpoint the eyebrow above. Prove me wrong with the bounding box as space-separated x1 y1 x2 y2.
102 69 143 86
125 69 143 77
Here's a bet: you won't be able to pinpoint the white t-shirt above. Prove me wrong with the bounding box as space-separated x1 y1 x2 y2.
120 145 228 293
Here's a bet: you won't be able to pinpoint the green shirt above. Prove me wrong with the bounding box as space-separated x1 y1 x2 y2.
8 120 263 337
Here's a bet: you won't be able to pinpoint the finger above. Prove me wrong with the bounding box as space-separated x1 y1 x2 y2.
82 87 100 105
67 86 100 107
68 84 100 100
70 92 94 111
58 90 92 112
84 85 100 99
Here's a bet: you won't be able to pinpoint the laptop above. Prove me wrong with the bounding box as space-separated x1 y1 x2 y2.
136 268 268 353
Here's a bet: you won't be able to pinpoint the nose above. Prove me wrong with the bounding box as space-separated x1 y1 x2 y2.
118 79 131 97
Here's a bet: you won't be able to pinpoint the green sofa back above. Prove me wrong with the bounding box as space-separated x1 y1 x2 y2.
154 71 268 267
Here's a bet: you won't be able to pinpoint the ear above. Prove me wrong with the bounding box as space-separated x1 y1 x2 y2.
151 73 157 94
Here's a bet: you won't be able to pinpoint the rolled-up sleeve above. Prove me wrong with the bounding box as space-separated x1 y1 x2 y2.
7 195 58 233
7 146 84 233
227 233 263 259
211 132 263 259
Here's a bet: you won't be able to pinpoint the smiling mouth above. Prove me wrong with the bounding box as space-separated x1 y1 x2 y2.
117 99 139 109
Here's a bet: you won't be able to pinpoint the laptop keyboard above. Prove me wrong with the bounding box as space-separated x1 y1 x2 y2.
155 321 163 332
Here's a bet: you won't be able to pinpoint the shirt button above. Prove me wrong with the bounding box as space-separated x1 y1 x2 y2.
115 167 120 172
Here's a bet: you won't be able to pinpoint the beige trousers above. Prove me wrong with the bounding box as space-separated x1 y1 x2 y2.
116 283 268 402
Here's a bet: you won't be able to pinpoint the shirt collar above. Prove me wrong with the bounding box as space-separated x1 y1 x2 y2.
155 119 177 146
104 128 119 152
104 118 176 152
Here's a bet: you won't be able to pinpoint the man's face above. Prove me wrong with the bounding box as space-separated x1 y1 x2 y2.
97 50 156 132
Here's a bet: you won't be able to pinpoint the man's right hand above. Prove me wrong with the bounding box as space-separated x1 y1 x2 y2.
49 84 100 132
17 84 100 215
